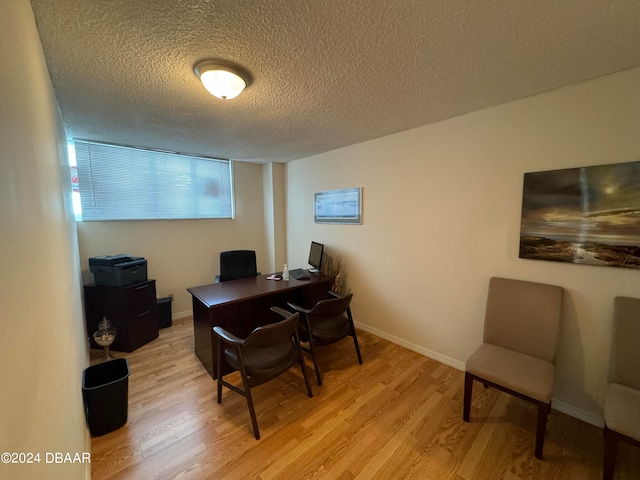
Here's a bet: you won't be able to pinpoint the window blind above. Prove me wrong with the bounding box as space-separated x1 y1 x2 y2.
74 140 233 221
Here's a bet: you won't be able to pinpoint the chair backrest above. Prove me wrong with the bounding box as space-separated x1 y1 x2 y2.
483 277 564 363
308 293 353 322
243 313 300 348
219 250 258 282
609 296 640 390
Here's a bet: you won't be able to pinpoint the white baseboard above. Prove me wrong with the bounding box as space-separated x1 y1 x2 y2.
354 321 466 371
354 321 605 428
173 310 192 320
551 399 604 428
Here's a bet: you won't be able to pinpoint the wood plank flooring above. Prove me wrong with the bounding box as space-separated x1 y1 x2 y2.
89 317 638 480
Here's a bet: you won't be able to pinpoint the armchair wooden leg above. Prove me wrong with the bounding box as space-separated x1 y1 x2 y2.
352 331 363 365
534 402 550 459
463 372 473 422
294 333 313 398
216 377 223 404
347 311 363 365
237 362 260 440
602 426 618 480
298 352 313 398
308 339 322 386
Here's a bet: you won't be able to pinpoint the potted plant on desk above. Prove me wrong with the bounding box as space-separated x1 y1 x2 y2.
323 253 347 294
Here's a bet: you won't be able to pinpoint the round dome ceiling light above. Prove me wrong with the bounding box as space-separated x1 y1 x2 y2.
194 60 251 100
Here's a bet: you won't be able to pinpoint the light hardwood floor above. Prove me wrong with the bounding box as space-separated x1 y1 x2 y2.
89 316 638 480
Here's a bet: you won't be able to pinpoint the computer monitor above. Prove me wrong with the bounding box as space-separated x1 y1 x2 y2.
308 241 324 273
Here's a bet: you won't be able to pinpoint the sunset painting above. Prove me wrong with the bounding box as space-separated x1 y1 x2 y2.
519 161 640 269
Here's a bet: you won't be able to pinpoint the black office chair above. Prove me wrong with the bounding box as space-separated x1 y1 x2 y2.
213 308 313 439
287 291 362 386
215 250 260 282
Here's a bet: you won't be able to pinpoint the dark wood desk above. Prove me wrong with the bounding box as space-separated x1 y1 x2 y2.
187 273 333 379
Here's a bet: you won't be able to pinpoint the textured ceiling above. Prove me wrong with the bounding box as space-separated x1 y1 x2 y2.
29 0 640 163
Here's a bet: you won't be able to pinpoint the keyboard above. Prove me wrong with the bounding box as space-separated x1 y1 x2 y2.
289 268 310 280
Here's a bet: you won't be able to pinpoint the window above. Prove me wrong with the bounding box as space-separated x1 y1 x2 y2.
71 140 233 221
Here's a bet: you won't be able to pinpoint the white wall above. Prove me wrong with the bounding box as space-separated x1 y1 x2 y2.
76 161 266 315
285 67 640 426
0 1 88 478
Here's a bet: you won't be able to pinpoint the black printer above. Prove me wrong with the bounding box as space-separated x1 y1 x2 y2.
89 254 147 286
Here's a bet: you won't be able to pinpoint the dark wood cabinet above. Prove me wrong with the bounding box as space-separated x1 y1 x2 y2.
84 280 159 352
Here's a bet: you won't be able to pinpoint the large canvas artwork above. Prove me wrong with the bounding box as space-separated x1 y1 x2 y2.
519 161 640 269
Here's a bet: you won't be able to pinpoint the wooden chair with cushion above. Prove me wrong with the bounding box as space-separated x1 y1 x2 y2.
602 296 640 480
213 308 313 439
463 277 564 459
215 249 260 282
287 291 362 386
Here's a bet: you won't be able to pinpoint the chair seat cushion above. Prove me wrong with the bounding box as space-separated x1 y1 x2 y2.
225 342 298 377
310 316 350 344
605 382 640 440
465 343 555 403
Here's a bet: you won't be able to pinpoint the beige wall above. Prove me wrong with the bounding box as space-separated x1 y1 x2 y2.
263 162 287 273
285 67 640 426
0 0 89 478
77 161 266 315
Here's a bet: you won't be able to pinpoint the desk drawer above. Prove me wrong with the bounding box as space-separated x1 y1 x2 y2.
123 280 156 316
123 309 159 351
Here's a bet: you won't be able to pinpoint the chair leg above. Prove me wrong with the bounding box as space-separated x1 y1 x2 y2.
237 362 260 440
293 329 313 398
347 310 363 365
463 372 473 422
534 401 550 459
308 338 322 386
464 371 552 459
602 426 618 480
303 316 322 386
298 349 314 398
352 332 363 365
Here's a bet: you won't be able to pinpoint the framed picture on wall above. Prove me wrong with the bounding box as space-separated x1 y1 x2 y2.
314 187 362 224
519 160 640 269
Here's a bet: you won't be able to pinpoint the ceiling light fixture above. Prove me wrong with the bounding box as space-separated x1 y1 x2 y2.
194 60 251 100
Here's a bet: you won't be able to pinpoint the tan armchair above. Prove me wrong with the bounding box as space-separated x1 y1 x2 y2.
463 277 564 459
603 296 640 480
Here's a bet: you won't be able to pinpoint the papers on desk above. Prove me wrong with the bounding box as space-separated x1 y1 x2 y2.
267 274 282 281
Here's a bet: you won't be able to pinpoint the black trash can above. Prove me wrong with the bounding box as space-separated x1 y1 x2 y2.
82 358 130 436
157 296 172 329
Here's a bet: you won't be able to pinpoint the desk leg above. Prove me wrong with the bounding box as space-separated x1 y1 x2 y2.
192 297 250 380
192 297 215 379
